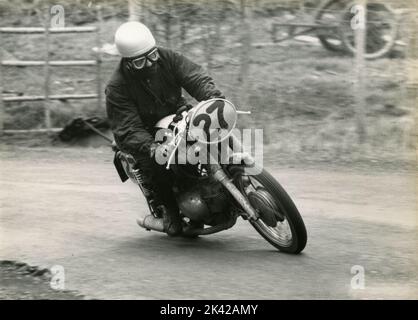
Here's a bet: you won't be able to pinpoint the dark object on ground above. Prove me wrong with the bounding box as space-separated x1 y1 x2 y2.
0 260 85 300
58 117 112 143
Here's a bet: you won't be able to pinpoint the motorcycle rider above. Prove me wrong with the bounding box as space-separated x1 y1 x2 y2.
105 21 225 236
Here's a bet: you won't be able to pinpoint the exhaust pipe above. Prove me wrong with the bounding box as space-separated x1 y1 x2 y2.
137 213 238 236
182 217 237 237
137 215 165 232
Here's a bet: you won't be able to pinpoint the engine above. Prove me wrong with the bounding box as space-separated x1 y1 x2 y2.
176 179 230 226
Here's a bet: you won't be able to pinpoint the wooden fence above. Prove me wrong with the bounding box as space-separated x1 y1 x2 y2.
0 12 103 134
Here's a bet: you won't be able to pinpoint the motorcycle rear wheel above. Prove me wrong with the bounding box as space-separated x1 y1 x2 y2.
236 169 307 254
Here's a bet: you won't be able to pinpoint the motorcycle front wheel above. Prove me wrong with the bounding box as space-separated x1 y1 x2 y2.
235 168 307 254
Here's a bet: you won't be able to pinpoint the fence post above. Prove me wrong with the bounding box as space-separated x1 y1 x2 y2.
129 0 145 22
354 0 367 142
0 31 4 135
44 10 52 132
237 0 253 108
204 0 213 73
96 6 103 112
165 0 173 48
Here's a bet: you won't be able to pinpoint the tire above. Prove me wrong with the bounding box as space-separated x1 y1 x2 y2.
235 168 307 254
315 0 348 53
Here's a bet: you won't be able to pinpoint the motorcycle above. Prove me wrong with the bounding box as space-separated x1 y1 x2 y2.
112 98 307 254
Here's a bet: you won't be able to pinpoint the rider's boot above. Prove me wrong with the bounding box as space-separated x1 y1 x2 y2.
132 155 182 236
158 205 183 236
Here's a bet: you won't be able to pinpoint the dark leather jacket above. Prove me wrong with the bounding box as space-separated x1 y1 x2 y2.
105 47 224 156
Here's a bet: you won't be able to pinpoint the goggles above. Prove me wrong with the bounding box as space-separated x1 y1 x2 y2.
128 48 159 70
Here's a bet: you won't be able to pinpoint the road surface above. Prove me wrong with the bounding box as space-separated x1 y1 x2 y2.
0 146 417 299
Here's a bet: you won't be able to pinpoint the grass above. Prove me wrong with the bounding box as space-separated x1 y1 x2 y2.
0 1 416 164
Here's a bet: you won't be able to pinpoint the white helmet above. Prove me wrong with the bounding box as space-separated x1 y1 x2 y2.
114 21 156 58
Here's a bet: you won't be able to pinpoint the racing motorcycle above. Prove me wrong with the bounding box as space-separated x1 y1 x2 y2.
112 98 307 254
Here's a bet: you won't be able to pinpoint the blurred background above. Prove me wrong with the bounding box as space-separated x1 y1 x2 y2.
0 0 416 165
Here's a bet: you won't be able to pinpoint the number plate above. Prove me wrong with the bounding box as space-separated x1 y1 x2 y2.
189 98 237 144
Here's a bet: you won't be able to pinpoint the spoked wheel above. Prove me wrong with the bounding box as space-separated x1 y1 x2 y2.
340 2 398 59
235 168 307 254
315 0 348 53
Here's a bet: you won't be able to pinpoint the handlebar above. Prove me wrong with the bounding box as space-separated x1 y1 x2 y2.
164 105 250 169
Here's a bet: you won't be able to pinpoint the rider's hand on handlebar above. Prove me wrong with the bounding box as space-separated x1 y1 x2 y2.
149 142 160 159
172 114 183 123
173 104 193 123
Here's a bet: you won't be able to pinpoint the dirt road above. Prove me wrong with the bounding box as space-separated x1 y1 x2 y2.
0 146 417 299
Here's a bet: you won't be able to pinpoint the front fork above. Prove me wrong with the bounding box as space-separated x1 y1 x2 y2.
210 163 259 222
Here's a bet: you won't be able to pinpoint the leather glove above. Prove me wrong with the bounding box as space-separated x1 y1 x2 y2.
149 142 160 159
173 104 193 123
